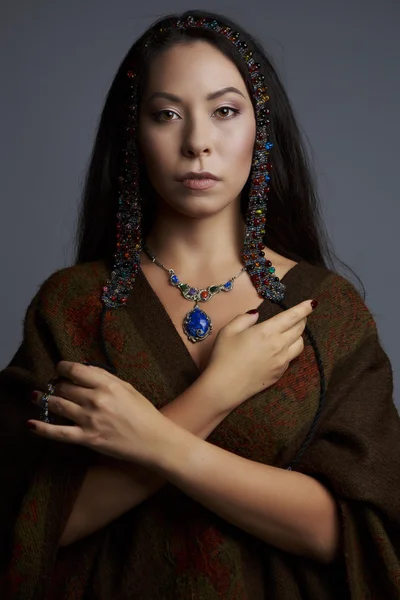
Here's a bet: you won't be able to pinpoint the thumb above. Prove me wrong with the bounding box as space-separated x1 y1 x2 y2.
221 307 260 336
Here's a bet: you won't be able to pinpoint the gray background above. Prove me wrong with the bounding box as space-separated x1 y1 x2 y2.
1 0 399 407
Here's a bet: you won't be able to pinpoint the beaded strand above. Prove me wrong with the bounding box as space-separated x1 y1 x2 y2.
102 15 285 309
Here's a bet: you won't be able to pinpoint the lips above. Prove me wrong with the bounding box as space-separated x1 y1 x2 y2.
178 171 221 181
181 178 218 190
178 171 221 191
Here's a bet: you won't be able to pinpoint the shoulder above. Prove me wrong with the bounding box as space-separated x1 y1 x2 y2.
263 250 375 338
37 260 108 298
299 261 379 363
31 260 109 318
19 260 112 360
306 263 374 329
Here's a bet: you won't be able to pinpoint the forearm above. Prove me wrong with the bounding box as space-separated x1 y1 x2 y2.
154 427 340 564
59 374 227 547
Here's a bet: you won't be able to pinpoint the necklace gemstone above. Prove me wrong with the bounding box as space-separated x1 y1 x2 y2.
143 245 251 342
183 305 213 343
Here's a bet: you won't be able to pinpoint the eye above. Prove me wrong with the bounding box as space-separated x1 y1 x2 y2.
153 110 180 122
153 106 241 122
214 106 240 119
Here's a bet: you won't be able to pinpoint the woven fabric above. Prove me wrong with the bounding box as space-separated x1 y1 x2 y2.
1 259 399 599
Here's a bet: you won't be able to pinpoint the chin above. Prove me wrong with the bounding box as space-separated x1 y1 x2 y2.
175 205 225 219
154 184 240 217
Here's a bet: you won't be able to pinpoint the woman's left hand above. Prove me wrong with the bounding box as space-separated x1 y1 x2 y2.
28 361 173 467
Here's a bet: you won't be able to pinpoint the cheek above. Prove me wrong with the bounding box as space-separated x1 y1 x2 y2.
138 127 176 194
226 121 256 172
139 129 168 170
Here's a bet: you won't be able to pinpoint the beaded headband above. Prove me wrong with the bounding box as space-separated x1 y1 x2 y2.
101 15 286 310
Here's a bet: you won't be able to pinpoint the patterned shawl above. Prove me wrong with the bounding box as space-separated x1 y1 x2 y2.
1 259 399 599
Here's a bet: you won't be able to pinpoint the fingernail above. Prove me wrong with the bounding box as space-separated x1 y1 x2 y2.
27 422 36 431
311 299 318 310
246 308 259 314
31 391 38 401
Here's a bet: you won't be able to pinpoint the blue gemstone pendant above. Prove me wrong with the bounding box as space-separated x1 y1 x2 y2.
183 304 213 343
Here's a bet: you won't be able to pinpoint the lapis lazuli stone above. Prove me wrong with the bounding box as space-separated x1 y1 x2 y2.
183 306 212 342
171 275 179 285
224 282 232 290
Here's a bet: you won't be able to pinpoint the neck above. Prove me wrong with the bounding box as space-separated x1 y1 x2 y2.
142 202 247 282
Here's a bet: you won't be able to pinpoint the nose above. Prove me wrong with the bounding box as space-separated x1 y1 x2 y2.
181 119 213 158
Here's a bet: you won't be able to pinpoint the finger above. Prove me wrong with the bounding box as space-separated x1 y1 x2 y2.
220 308 260 336
54 379 95 407
56 361 111 389
287 335 305 362
57 361 132 391
84 365 132 390
27 419 85 445
32 391 84 424
83 362 117 379
281 316 307 347
261 299 314 334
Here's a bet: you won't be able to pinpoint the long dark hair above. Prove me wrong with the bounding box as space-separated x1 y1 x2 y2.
74 9 363 293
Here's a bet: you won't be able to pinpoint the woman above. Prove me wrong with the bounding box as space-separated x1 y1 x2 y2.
1 9 399 600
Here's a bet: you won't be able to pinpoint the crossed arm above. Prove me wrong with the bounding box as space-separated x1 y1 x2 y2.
59 374 339 564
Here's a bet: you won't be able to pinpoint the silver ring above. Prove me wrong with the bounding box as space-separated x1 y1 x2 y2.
39 382 55 423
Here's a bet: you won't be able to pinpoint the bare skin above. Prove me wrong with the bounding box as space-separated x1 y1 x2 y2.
140 249 298 373
138 39 297 372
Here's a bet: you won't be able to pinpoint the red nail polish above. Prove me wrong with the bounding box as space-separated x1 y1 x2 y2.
311 300 318 310
246 308 259 314
27 422 36 431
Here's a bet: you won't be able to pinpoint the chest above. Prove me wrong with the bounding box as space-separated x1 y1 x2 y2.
140 269 263 373
129 267 321 467
173 309 231 373
164 292 255 373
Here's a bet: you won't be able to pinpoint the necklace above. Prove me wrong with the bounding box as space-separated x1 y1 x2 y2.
142 243 248 343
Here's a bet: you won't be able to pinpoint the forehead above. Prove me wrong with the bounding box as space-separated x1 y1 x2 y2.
144 40 248 96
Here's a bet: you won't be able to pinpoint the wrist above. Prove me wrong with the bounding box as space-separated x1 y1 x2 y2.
199 365 243 416
159 372 229 439
190 369 230 416
153 421 203 479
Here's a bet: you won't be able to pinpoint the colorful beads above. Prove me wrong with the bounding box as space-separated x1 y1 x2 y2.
101 14 286 311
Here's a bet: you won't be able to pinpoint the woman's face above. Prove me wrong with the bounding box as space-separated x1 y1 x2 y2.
138 40 256 219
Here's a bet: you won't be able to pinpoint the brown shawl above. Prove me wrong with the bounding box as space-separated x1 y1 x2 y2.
1 259 399 599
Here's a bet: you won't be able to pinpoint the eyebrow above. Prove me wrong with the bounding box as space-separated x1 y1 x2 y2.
146 86 246 103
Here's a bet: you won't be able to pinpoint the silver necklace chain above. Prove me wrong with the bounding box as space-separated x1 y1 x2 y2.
142 243 248 343
142 243 247 285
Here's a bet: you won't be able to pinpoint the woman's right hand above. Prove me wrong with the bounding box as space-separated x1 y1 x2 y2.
201 299 315 416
